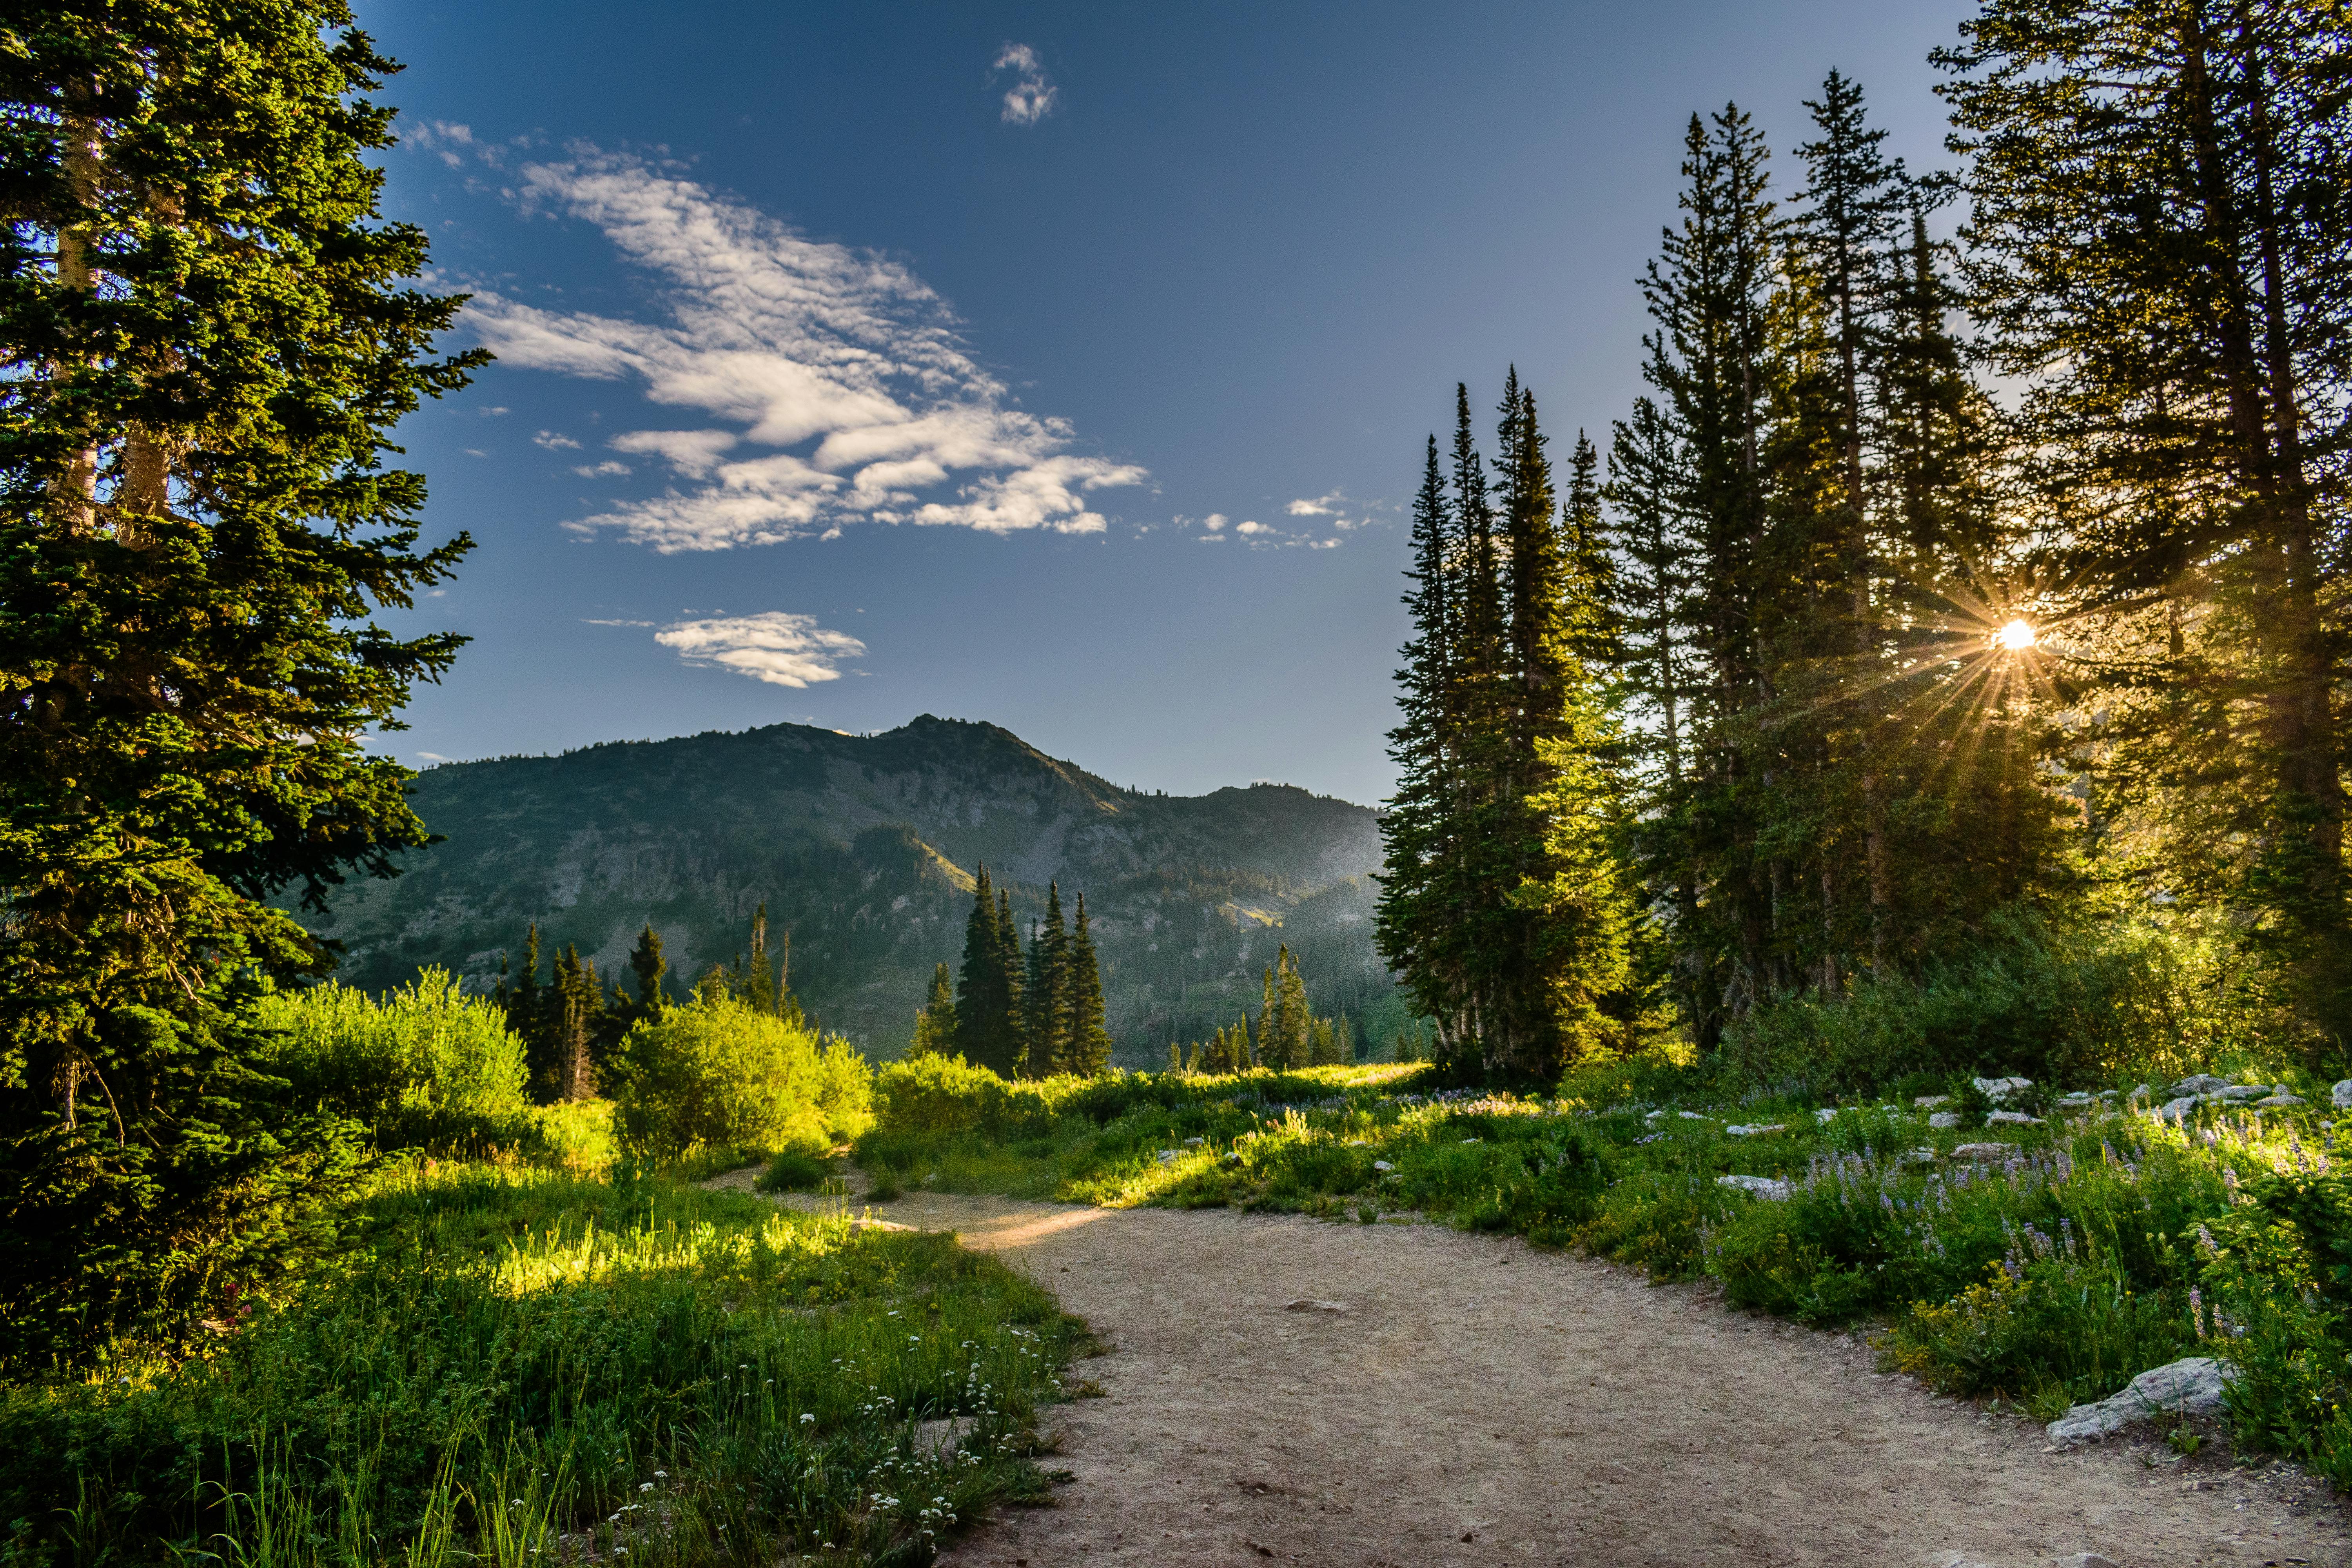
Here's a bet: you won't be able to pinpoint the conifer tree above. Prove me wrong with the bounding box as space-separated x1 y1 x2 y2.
1942 0 2352 1034
911 962 958 1058
1021 884 1073 1077
742 902 779 1015
626 925 669 1021
547 944 603 1102
0 0 487 1366
954 865 1022 1073
1059 893 1113 1076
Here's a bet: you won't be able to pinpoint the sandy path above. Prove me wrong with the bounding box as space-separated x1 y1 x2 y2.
713 1171 2350 1567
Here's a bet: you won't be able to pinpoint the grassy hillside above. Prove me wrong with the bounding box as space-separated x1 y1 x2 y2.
300 716 1397 1060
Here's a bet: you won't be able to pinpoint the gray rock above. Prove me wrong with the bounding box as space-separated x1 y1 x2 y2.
1973 1075 2033 1102
1951 1143 2016 1162
2214 1083 2268 1103
1928 1112 1961 1130
2334 1078 2352 1109
2056 1093 2096 1109
1987 1110 2045 1126
1915 1094 1953 1109
1724 1123 1787 1137
2045 1357 2234 1443
2158 1096 2201 1123
1814 1107 1838 1123
2254 1094 2305 1108
2175 1073 2232 1096
1715 1174 1789 1201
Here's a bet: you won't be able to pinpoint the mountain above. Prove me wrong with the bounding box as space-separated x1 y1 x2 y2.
298 715 1402 1064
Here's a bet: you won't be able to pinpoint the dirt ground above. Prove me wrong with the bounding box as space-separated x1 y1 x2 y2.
711 1168 2352 1567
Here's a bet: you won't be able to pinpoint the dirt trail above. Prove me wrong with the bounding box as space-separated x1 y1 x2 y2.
711 1170 2350 1567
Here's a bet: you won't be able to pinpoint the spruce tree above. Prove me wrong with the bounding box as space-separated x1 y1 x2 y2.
1022 883 1073 1076
911 962 958 1058
547 944 603 1102
0 0 484 1367
744 902 778 1015
1942 0 2352 1034
1059 893 1113 1076
954 865 1016 1071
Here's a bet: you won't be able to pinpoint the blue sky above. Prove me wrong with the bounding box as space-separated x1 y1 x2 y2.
370 0 1974 805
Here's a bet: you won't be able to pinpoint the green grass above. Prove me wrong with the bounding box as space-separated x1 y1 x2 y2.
860 1057 2352 1478
1 1162 1089 1567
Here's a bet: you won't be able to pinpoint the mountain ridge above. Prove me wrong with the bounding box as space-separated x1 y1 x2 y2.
302 715 1400 1060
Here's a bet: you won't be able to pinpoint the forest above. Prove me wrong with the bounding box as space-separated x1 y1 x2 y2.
1378 44 2350 1094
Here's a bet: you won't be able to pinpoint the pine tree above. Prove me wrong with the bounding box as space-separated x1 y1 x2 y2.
0 0 485 1367
954 865 1017 1073
744 902 778 1015
911 962 958 1058
1020 884 1073 1077
1059 893 1113 1076
547 944 603 1102
1942 0 2352 1034
626 925 669 1021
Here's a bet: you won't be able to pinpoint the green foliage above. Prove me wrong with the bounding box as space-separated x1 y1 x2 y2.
911 961 958 1058
606 996 873 1164
757 1148 834 1193
254 970 530 1154
0 1163 1085 1566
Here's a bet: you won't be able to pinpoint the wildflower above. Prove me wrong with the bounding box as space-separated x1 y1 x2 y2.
639 1483 653 1493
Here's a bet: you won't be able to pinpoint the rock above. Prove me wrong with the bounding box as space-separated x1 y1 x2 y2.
2214 1083 2267 1102
2045 1356 2234 1443
1678 1111 1710 1120
1372 1160 1394 1172
1715 1174 1789 1201
1928 1112 1960 1130
1725 1123 1787 1137
2127 1082 2151 1099
1282 1298 1350 1313
915 1415 973 1454
1915 1094 1953 1109
1973 1075 2033 1102
1815 1108 1838 1123
2157 1096 2200 1123
2056 1093 2096 1109
1986 1110 2045 1126
2254 1094 2305 1108
2174 1073 2232 1096
1897 1147 1939 1165
1156 1149 1179 1165
1184 1136 1206 1146
1951 1143 2016 1162
2334 1078 2352 1109
1344 1138 1368 1146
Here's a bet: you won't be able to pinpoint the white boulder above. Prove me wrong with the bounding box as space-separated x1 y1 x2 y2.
1972 1076 2033 1103
1928 1112 1960 1130
2174 1073 2232 1096
2333 1079 2352 1109
1915 1095 1953 1109
1725 1123 1787 1137
1715 1174 1789 1201
2157 1096 2200 1123
2045 1357 2234 1443
1986 1110 2045 1127
2255 1093 2305 1108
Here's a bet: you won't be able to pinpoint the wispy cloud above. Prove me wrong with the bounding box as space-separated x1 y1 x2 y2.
1285 492 1340 517
993 44 1058 125
468 150 1144 551
408 120 475 167
533 430 582 450
572 460 632 477
653 611 866 688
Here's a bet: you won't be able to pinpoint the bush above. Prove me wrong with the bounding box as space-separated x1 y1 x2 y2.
757 1149 832 1192
256 969 531 1152
608 997 873 1163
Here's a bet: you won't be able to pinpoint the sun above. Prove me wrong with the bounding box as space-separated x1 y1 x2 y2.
1994 618 2038 652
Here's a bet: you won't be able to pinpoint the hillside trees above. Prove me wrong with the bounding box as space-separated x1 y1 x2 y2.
911 962 958 1058
0 0 481 1365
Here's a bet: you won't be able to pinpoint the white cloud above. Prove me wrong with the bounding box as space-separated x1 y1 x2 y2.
416 751 454 762
408 120 474 167
1286 492 1342 517
1234 519 1269 536
573 460 632 477
654 611 866 688
468 150 1143 551
994 44 1058 125
1202 513 1227 532
583 617 654 627
533 430 583 450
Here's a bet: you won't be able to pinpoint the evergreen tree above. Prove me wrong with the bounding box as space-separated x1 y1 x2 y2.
1255 944 1313 1071
1059 893 1113 1076
547 944 602 1102
626 924 669 1021
911 962 958 1058
1942 0 2352 1036
0 0 483 1367
1022 883 1073 1076
955 865 1023 1073
743 902 778 1015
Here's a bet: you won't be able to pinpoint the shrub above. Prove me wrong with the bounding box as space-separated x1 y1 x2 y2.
607 997 873 1162
256 969 532 1152
757 1149 832 1192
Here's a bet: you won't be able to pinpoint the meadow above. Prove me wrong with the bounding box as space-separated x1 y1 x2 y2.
857 1052 2352 1485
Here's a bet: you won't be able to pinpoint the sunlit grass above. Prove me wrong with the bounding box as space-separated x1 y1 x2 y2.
1 1161 1089 1566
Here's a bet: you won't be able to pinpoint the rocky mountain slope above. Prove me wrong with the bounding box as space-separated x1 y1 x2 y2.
300 716 1399 1062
